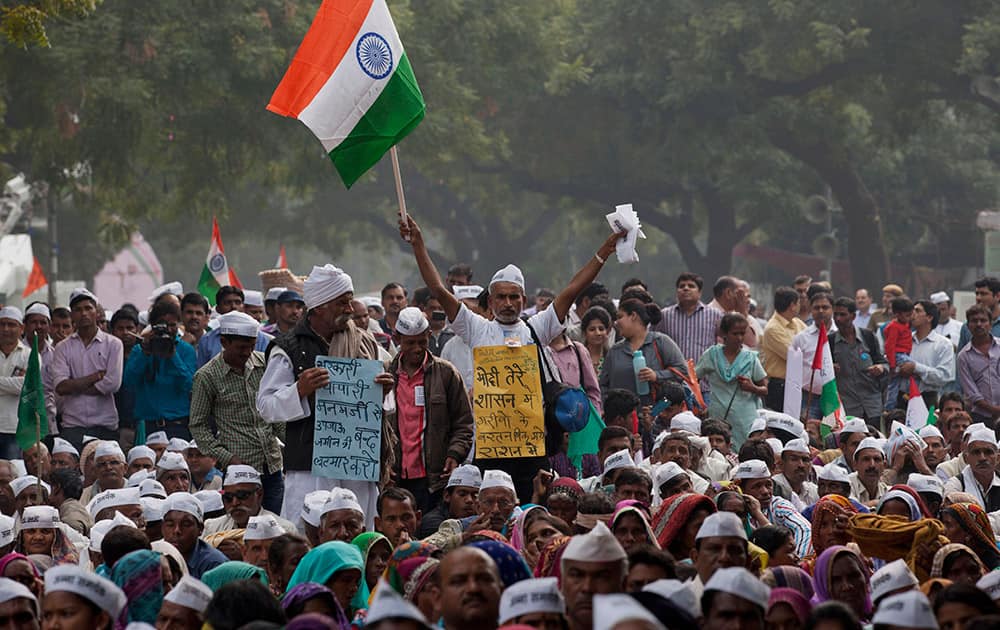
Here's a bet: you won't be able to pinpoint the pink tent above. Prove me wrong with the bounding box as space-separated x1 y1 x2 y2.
93 232 163 310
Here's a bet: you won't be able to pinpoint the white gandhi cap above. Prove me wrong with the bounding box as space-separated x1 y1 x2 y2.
704 567 771 611
871 591 938 629
643 579 699 619
223 465 262 486
45 565 127 619
602 449 635 477
94 441 125 462
9 476 49 498
489 264 525 291
733 459 771 480
243 290 264 307
87 487 141 518
216 311 260 338
193 490 223 514
20 505 59 529
654 462 687 488
300 491 330 528
24 303 49 320
139 479 167 499
669 411 701 435
145 431 169 447
244 514 284 541
164 575 213 614
128 445 156 465
365 578 431 628
166 438 189 453
51 437 79 457
592 593 661 630
480 469 516 493
562 522 626 564
89 512 137 552
499 577 565 624
781 438 811 456
395 307 429 336
967 428 998 448
156 452 189 472
907 473 944 498
696 512 747 541
839 418 869 435
0 307 22 324
453 285 483 301
818 462 850 484
0 515 14 547
163 492 203 523
321 488 363 517
870 558 918 603
855 437 884 457
977 570 1000 601
0 577 35 607
446 464 482 489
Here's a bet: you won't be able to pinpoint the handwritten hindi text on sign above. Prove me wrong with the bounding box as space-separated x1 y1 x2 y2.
473 345 545 459
312 356 384 481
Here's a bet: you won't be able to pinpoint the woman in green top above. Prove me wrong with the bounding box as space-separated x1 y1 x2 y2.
696 313 768 449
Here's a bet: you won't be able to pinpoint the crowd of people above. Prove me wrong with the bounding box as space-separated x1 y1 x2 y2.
0 217 998 629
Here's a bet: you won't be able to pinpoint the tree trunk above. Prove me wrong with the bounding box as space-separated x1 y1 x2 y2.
767 127 890 289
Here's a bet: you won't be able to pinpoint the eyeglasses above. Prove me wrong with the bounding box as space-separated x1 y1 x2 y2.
222 490 257 503
479 497 514 511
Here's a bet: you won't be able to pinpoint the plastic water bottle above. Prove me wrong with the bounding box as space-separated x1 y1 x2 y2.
633 350 649 396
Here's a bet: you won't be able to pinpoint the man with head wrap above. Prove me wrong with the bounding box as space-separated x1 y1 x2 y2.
401 216 624 501
257 264 394 527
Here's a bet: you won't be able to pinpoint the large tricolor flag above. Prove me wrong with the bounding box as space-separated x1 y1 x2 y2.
812 323 846 434
197 218 242 305
267 0 426 188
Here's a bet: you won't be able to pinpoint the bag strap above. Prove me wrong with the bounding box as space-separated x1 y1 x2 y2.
525 321 555 384
651 336 666 370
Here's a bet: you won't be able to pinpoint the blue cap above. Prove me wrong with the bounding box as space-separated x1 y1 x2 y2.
276 290 305 304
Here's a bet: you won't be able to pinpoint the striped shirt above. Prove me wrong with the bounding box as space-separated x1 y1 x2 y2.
655 303 722 362
765 496 813 559
189 351 284 473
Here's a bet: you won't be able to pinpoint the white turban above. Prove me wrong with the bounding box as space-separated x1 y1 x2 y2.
303 264 354 310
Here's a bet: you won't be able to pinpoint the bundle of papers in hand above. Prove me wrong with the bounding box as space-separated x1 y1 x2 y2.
605 203 645 264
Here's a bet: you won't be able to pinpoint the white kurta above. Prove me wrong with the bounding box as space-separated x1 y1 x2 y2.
256 347 379 529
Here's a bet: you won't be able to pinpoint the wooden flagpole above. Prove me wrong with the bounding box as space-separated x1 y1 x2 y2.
390 146 409 241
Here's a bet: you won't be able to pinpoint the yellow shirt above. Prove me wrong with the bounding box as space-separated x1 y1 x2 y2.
761 313 806 379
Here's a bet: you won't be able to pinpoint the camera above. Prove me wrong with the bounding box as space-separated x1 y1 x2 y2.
149 323 176 358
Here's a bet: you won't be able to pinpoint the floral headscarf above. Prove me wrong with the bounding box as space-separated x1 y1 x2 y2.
533 535 570 580
392 557 439 602
15 526 77 566
110 549 163 628
930 543 987 579
651 493 715 552
384 541 437 595
940 502 1000 570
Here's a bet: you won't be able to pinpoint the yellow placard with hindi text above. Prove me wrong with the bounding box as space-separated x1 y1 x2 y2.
472 345 545 459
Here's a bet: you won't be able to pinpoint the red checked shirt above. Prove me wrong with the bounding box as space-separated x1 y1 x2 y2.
396 352 429 479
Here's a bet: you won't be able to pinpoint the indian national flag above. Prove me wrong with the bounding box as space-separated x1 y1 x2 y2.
267 0 426 188
905 376 935 429
197 218 242 305
813 323 845 434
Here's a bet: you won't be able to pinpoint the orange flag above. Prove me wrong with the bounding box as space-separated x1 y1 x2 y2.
22 257 47 298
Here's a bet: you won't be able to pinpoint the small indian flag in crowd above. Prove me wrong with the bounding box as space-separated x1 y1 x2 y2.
197 218 242 305
813 323 845 435
267 0 426 188
905 377 936 429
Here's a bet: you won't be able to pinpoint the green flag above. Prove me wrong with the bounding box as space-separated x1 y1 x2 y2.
16 335 48 451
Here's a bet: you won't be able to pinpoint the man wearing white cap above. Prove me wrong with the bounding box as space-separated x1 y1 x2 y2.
690 512 748 600
243 513 284 569
88 486 145 529
243 290 265 322
50 437 79 473
22 302 58 425
849 437 889 505
261 287 287 334
126 445 156 476
50 288 124 450
944 427 1000 511
387 307 473 512
0 306 28 460
319 488 365 543
499 577 566 628
930 291 962 349
156 452 192 495
157 574 213 629
417 464 481 538
701 567 770 630
203 464 295 536
657 432 710 494
258 263 392 526
197 286 273 368
42 565 126 629
907 473 944 516
10 476 48 516
473 470 518 533
559 522 627 630
832 418 869 473
81 441 127 504
162 491 227 578
772 438 819 511
733 459 812 559
146 430 169 461
402 214 624 501
0 576 38 627
190 311 286 514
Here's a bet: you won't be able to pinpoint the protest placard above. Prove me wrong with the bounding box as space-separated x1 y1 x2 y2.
312 356 384 481
472 345 545 459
